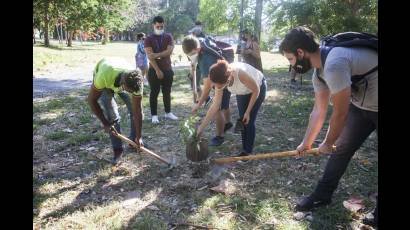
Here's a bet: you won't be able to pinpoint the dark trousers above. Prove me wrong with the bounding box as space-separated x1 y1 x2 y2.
313 104 378 200
147 68 174 115
236 79 266 153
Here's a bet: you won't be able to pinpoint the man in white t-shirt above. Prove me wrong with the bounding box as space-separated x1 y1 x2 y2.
279 26 378 227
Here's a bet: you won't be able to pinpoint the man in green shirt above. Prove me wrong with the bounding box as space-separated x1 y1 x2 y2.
88 57 144 165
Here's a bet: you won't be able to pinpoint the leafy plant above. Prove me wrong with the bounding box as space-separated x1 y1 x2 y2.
179 115 200 145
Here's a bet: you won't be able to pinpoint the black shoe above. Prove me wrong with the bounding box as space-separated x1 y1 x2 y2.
209 136 224 146
291 79 297 84
224 122 233 132
295 194 331 211
362 210 377 228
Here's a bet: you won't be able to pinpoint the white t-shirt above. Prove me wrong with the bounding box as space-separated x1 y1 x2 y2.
313 47 378 112
227 62 264 95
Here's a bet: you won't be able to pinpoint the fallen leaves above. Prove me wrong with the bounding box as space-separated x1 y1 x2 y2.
62 128 73 133
343 196 365 213
209 179 236 195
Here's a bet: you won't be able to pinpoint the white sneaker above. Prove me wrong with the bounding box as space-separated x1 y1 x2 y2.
165 112 178 120
151 115 159 124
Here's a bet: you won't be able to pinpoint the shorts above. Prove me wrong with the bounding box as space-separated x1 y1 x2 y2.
220 88 231 110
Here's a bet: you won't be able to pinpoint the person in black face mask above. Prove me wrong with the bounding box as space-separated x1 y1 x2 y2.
293 53 312 74
279 26 378 228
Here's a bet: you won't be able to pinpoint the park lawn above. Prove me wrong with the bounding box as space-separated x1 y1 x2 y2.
33 42 377 229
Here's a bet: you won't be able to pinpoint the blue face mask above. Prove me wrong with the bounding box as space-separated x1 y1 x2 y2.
154 29 164 35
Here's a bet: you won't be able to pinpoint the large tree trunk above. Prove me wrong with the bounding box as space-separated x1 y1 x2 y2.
254 0 263 42
43 2 50 47
102 28 109 45
67 30 73 47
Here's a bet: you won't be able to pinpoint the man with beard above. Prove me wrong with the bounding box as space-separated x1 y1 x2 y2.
279 26 378 228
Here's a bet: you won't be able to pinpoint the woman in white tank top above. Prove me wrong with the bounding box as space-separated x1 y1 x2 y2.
196 60 266 156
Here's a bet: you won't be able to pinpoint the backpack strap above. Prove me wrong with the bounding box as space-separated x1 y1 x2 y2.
199 37 224 60
318 46 378 88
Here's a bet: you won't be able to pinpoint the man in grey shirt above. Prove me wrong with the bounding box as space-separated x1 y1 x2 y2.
279 27 378 227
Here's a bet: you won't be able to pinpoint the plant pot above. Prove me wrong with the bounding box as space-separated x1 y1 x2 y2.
186 137 209 162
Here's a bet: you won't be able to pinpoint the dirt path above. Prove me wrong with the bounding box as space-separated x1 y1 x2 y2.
33 63 190 98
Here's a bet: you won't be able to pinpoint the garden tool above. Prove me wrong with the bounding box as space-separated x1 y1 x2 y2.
207 148 323 181
110 126 175 168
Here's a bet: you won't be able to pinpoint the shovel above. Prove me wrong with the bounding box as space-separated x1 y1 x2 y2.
211 148 320 165
207 148 322 181
110 126 175 168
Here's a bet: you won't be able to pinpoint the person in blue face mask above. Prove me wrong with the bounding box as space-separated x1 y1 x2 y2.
144 16 178 124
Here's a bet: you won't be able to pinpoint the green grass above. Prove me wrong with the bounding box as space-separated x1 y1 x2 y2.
46 131 70 141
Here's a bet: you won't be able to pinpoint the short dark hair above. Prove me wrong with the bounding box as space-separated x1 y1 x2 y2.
195 21 202 26
209 59 229 84
279 26 319 55
182 35 200 54
153 16 164 24
136 32 145 41
123 69 143 94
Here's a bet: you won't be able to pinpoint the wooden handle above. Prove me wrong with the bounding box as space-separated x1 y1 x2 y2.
111 129 171 165
211 148 320 165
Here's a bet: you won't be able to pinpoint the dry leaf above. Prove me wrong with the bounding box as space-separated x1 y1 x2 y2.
293 212 305 220
209 179 235 195
343 196 364 212
63 128 73 133
147 205 160 211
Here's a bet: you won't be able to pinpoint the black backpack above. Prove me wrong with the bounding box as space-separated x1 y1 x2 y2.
198 36 234 63
317 32 378 91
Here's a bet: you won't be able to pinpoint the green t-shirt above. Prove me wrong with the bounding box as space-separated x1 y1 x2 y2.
93 57 142 96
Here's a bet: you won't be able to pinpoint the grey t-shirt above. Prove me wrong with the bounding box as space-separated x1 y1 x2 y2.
312 47 378 112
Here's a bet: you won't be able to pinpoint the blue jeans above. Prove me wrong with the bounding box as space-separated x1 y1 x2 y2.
236 79 266 153
98 89 136 151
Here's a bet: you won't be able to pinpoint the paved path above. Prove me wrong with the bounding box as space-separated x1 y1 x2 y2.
33 63 190 98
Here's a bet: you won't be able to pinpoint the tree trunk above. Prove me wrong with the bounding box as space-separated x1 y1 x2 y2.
56 25 61 42
60 24 64 43
254 0 263 42
67 30 73 47
102 29 109 45
33 27 36 44
43 1 50 47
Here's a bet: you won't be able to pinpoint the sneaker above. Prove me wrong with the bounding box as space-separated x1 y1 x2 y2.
209 136 224 146
362 210 377 228
111 149 123 165
151 115 159 124
165 112 178 120
295 194 331 212
224 122 233 132
291 79 297 84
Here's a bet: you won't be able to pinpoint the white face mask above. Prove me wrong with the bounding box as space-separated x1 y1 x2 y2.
154 29 164 35
188 52 199 64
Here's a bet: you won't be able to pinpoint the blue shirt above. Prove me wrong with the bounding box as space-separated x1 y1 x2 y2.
198 50 219 79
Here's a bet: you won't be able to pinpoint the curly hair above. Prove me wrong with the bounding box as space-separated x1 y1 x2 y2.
123 69 143 94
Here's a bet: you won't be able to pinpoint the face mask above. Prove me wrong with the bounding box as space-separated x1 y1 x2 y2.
188 52 198 64
154 29 164 35
293 55 312 74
